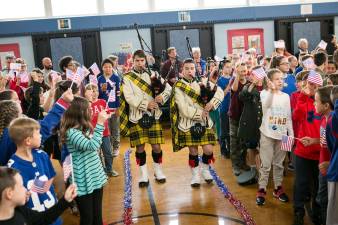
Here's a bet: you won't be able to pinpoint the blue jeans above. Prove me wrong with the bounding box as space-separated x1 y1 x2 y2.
101 136 113 173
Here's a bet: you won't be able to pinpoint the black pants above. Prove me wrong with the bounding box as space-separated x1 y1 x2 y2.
220 113 230 155
316 173 328 224
76 188 103 225
293 155 320 219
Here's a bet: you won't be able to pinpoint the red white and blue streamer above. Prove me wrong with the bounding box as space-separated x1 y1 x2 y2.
123 149 133 225
209 166 256 225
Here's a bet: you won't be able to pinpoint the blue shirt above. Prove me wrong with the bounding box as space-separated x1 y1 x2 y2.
8 150 61 225
282 74 297 96
98 73 120 109
217 76 231 113
327 100 338 182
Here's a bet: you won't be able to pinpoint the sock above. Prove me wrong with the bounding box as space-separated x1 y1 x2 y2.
189 154 199 168
202 153 215 165
152 151 163 164
135 151 146 166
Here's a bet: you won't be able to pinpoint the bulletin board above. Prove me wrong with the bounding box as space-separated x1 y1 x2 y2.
227 29 264 55
0 43 21 70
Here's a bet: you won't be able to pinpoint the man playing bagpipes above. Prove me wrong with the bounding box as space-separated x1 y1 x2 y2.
170 58 224 187
120 50 172 187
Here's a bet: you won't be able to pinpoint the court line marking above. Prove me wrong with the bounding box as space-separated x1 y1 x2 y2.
147 184 161 225
109 212 245 224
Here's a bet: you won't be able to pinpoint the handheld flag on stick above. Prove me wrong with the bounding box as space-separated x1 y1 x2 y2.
307 70 323 86
317 40 327 50
274 40 285 49
106 89 116 109
31 177 53 194
89 63 100 76
280 135 294 152
302 57 315 70
89 75 98 85
252 67 266 80
63 154 74 183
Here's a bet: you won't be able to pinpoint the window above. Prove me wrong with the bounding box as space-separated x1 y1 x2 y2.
104 0 149 14
154 0 199 11
51 0 97 16
204 0 247 8
0 0 45 20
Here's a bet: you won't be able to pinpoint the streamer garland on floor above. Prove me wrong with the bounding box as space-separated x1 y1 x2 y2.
123 149 133 225
209 166 256 225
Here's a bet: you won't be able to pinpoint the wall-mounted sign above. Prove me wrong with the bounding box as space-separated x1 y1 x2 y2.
57 19 71 30
300 4 312 15
178 11 191 23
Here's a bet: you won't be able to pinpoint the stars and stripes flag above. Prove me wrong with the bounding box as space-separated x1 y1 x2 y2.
280 135 294 152
307 70 323 86
31 177 53 194
63 154 74 182
320 127 327 147
252 67 266 80
66 69 74 80
108 89 116 103
318 40 327 50
302 58 315 70
89 63 100 76
89 75 98 85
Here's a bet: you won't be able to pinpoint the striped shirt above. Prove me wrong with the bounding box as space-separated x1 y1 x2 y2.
66 124 107 196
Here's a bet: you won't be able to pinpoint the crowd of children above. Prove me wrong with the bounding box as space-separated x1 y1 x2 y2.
0 36 337 225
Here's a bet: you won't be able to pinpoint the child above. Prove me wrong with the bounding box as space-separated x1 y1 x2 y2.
327 73 338 86
217 60 232 158
326 85 338 225
0 89 73 166
60 96 110 225
85 84 118 177
292 70 323 225
97 58 121 157
256 69 293 205
7 118 63 225
25 71 46 120
312 86 334 224
326 60 337 75
0 167 77 225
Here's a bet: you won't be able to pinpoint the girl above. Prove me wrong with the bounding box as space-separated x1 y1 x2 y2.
85 84 118 177
272 55 297 96
60 96 110 225
256 69 293 206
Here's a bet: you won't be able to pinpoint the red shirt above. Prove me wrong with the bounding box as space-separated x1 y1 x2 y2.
319 115 331 167
293 93 322 160
291 91 301 144
91 99 110 137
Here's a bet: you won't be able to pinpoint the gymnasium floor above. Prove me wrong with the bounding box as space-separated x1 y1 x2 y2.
53 128 313 225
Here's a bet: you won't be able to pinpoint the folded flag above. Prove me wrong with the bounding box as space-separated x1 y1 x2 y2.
280 135 294 152
307 70 323 86
252 67 266 80
90 63 100 76
31 177 53 194
63 154 73 182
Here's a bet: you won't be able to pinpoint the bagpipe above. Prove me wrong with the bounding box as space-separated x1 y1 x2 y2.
134 23 166 98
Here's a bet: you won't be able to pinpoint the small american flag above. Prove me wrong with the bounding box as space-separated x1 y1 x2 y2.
307 70 323 86
31 177 53 194
66 69 74 80
281 135 294 152
302 58 315 70
63 154 73 182
252 67 266 80
89 75 98 85
318 40 327 50
320 127 327 147
90 63 100 76
108 89 116 103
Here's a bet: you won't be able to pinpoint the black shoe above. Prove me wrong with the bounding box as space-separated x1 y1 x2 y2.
293 212 304 225
139 181 149 188
256 188 266 206
273 186 289 202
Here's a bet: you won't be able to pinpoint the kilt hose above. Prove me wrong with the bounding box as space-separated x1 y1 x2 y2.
129 120 164 147
177 128 216 149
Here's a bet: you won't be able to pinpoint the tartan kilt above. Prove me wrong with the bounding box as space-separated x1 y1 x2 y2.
129 120 164 147
177 127 216 148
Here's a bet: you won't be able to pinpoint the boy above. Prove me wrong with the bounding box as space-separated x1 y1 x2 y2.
292 70 323 225
7 118 61 225
98 58 121 157
120 50 172 187
170 58 223 187
0 167 77 225
217 60 232 158
326 85 338 225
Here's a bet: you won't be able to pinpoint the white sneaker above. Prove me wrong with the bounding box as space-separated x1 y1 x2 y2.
191 166 201 187
153 163 166 183
139 165 149 187
112 148 120 157
201 163 213 184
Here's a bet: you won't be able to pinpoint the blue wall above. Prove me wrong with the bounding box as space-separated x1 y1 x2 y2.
0 2 337 37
